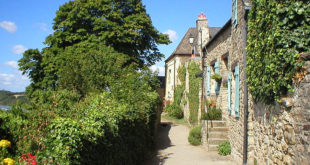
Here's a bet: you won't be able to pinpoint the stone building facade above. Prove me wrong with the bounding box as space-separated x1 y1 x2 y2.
201 0 310 164
165 13 220 105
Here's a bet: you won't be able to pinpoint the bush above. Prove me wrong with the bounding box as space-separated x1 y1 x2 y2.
217 141 231 156
201 106 222 120
188 125 202 146
165 103 183 119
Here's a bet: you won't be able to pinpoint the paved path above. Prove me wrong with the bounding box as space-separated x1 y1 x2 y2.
145 118 235 165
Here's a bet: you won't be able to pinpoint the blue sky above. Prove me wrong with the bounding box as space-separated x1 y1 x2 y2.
0 0 231 92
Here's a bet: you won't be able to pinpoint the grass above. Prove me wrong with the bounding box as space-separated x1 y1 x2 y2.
161 113 189 127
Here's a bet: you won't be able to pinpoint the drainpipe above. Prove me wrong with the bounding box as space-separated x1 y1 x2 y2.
242 1 250 164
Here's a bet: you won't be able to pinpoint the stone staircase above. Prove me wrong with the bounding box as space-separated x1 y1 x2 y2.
202 120 229 151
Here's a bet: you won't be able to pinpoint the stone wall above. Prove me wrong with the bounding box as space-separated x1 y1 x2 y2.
204 21 231 115
247 55 310 165
202 0 247 163
226 0 247 163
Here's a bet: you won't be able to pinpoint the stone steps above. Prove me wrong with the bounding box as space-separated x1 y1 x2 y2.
208 131 228 139
209 127 229 132
208 138 228 145
201 120 229 151
208 144 219 151
207 120 227 127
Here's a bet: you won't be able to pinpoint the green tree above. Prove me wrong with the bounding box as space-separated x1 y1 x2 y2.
19 0 170 95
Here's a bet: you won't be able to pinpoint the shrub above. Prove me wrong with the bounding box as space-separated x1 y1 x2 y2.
201 106 222 120
217 141 231 156
188 125 202 146
165 103 183 119
38 91 158 165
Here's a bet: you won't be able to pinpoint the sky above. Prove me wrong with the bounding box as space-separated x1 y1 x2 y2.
0 0 231 92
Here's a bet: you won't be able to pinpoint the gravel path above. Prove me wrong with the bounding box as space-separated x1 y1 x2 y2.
144 118 235 165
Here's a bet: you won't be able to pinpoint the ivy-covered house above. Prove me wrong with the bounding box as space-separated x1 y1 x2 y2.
201 0 310 164
164 13 221 122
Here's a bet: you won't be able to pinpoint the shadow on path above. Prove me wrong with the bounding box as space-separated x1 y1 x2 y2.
145 121 173 165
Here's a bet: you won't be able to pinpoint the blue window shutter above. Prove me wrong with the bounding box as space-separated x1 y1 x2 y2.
233 0 238 26
206 66 211 95
234 65 240 117
228 72 232 115
214 61 220 95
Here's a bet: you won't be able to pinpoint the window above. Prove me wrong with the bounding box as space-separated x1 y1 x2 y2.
233 65 239 117
206 66 211 95
214 61 220 95
227 72 232 115
168 69 171 85
232 0 238 26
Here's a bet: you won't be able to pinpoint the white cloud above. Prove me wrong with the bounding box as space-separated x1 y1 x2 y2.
0 21 17 33
0 71 30 92
37 23 48 31
12 45 27 55
0 73 14 85
5 61 19 69
150 65 165 76
164 29 178 42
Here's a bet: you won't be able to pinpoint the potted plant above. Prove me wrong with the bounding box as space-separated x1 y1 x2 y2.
211 73 222 82
222 77 228 88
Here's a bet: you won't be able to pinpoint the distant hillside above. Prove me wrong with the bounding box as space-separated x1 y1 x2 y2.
0 90 27 105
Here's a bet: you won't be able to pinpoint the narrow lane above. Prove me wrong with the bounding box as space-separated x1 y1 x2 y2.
145 118 235 165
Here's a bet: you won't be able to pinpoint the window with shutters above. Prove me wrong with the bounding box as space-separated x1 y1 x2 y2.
233 65 240 117
232 0 238 26
214 61 220 95
228 72 232 115
206 66 211 96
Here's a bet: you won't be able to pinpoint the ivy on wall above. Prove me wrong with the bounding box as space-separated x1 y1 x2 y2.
247 0 310 104
188 62 201 123
165 65 186 118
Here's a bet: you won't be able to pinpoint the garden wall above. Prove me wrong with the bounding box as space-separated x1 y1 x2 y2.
247 53 310 164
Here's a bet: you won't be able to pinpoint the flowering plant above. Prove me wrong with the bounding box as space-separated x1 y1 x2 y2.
0 140 11 148
2 158 15 165
20 153 37 165
0 140 14 165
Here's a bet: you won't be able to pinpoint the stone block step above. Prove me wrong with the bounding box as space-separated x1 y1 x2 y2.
209 132 228 139
208 138 227 145
209 127 229 132
208 120 227 127
208 144 219 151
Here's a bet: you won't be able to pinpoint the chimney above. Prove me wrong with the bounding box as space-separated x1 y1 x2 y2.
196 12 209 56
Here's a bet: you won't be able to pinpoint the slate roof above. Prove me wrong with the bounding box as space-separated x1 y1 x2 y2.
165 27 221 62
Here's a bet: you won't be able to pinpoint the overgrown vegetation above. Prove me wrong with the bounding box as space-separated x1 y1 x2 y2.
188 125 202 146
1 70 160 164
1 0 169 164
201 103 222 121
165 65 186 119
217 141 231 156
188 62 201 124
247 0 310 104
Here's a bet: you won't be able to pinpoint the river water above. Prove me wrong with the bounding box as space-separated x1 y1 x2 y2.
0 105 10 111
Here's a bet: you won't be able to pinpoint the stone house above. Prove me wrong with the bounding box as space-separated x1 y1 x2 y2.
165 13 221 105
201 0 310 164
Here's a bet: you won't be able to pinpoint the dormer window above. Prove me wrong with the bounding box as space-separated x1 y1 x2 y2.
189 34 194 44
